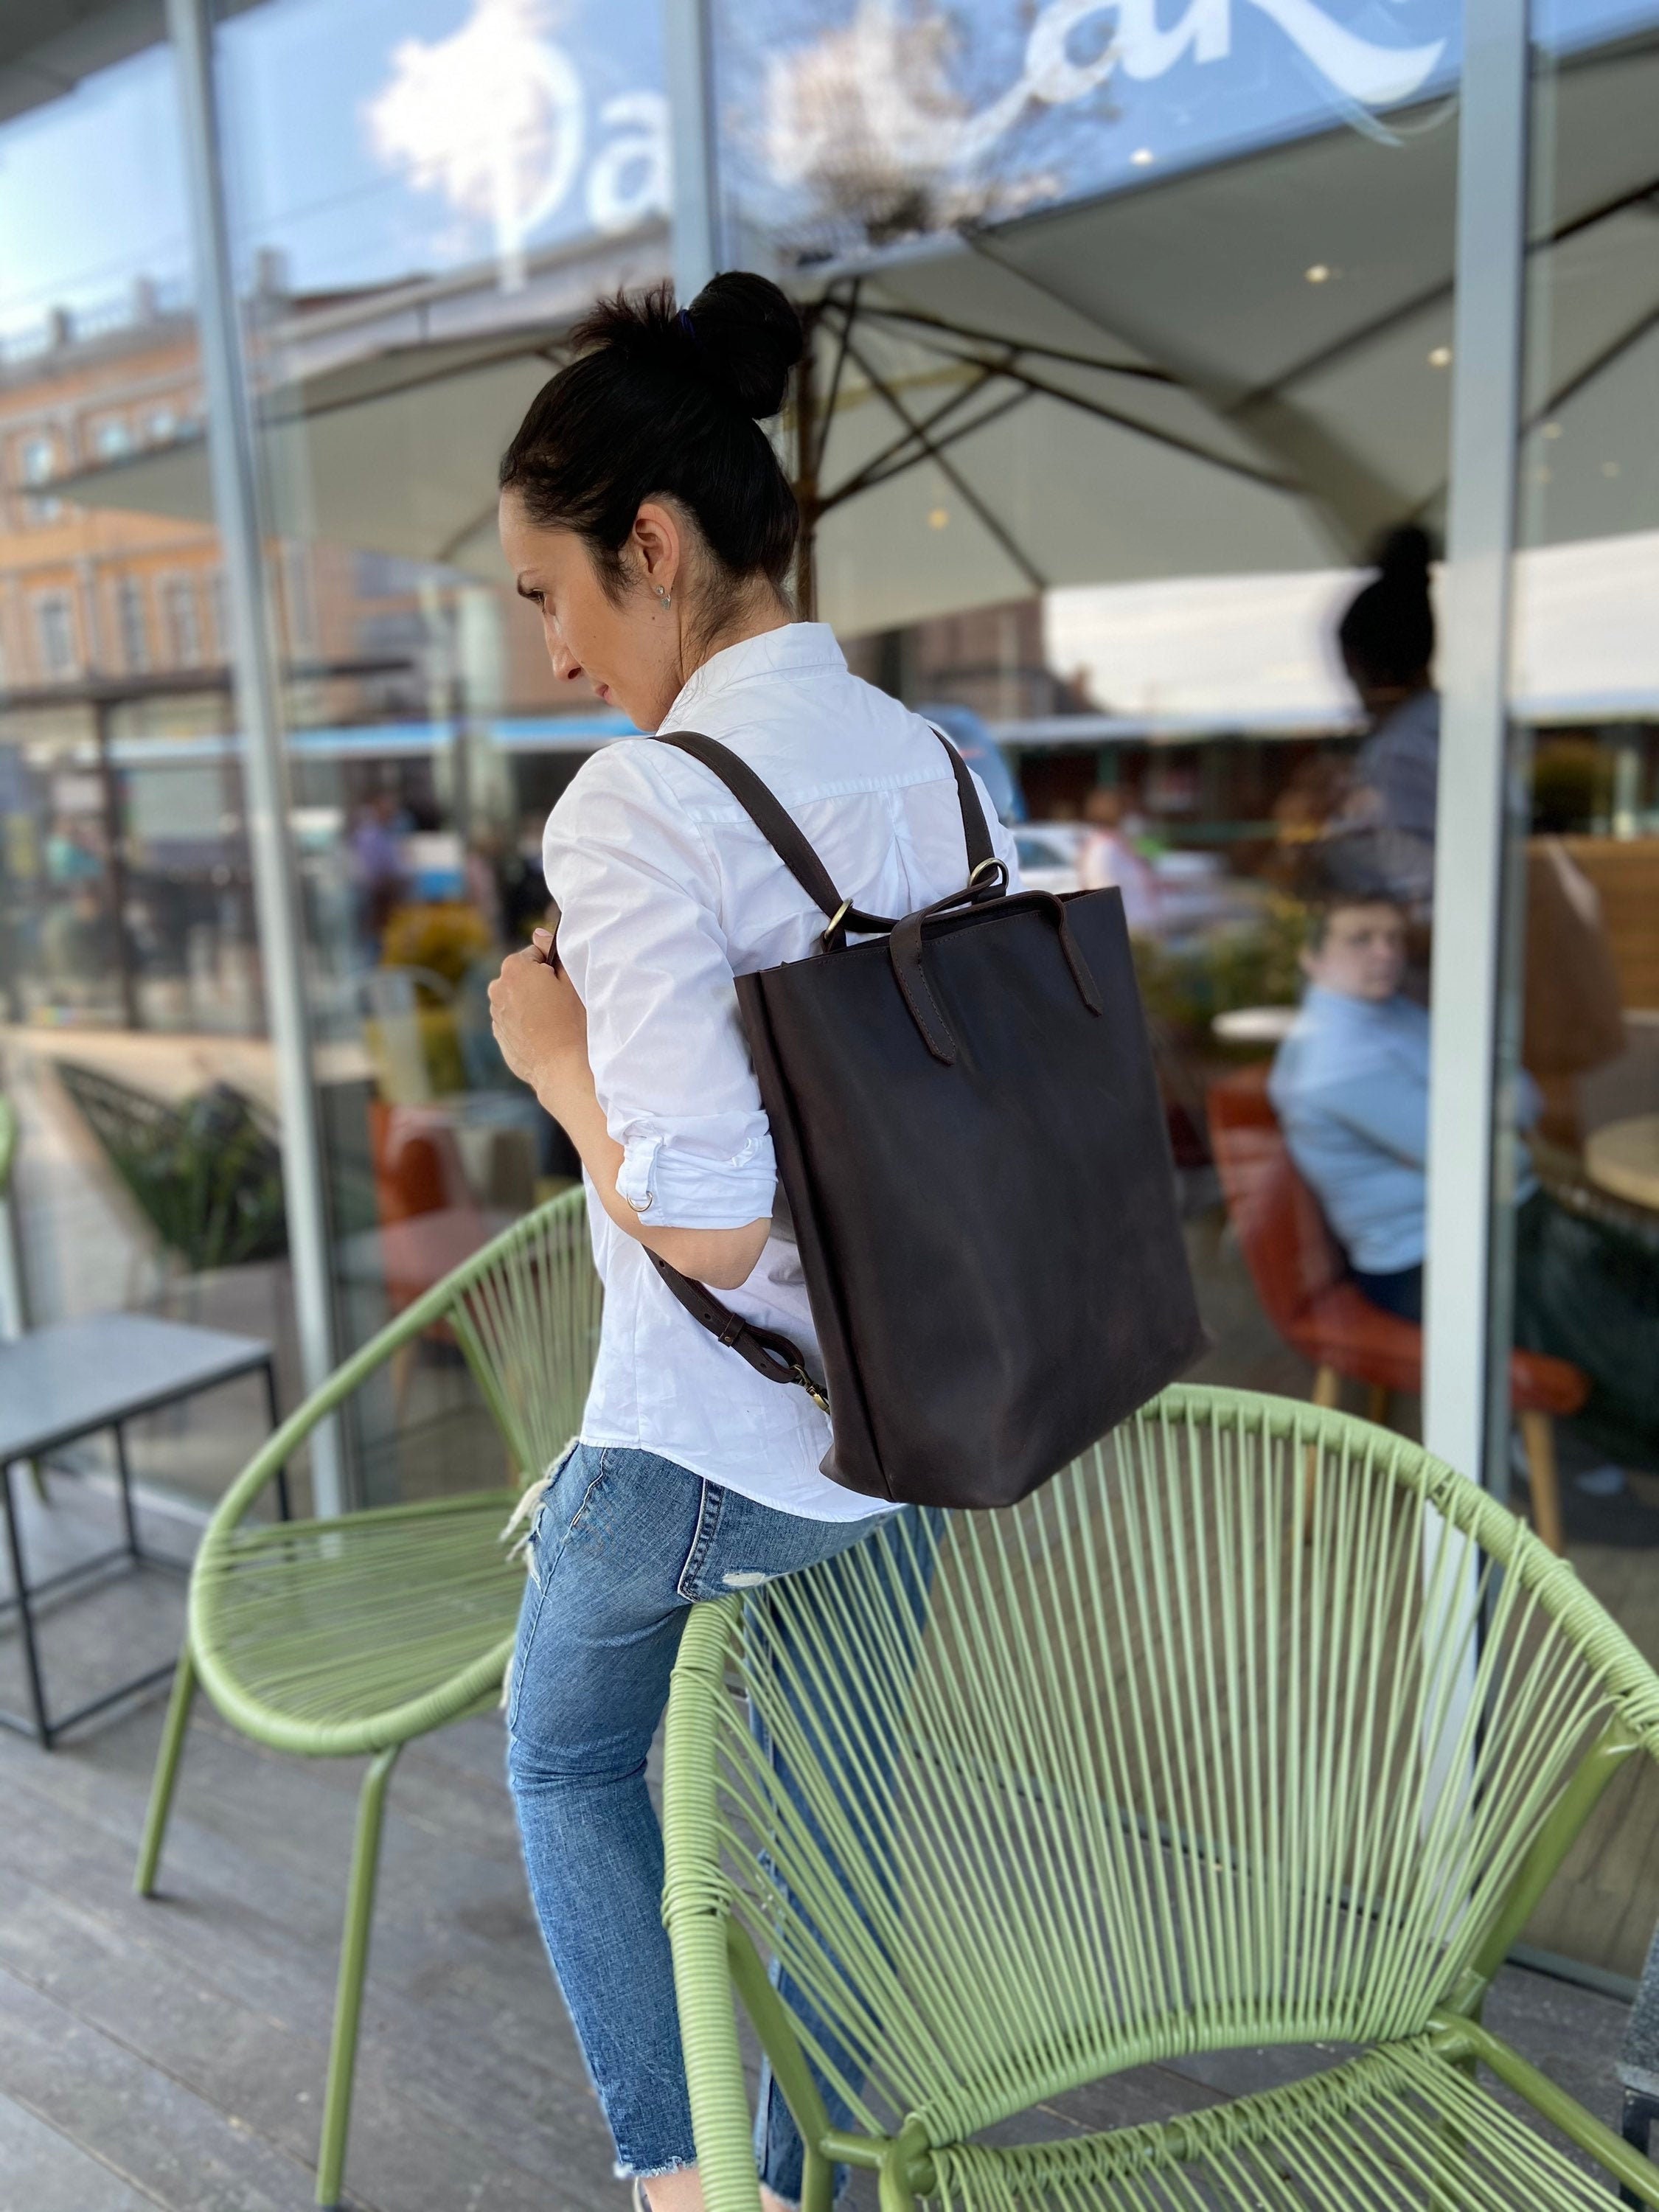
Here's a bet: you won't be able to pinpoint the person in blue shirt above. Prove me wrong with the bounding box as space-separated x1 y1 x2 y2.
1269 891 1464 1315
1270 890 1659 1476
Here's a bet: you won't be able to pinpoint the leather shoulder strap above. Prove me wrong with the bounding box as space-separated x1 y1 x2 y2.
929 728 996 873
655 730 995 920
652 730 894 936
647 1249 828 1412
654 724 995 926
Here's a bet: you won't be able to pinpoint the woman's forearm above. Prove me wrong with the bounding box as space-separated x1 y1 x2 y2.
535 1054 770 1290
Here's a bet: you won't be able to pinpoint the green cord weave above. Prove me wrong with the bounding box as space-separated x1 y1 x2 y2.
664 1385 1659 2212
189 1186 602 1757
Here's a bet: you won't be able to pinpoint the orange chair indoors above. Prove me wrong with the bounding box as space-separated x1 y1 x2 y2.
366 1100 518 1413
1207 1062 1585 1554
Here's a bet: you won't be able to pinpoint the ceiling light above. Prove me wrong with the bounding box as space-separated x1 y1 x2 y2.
1603 461 1621 478
1428 345 1452 367
1130 147 1155 167
1543 421 1562 439
1304 264 1332 284
928 506 950 529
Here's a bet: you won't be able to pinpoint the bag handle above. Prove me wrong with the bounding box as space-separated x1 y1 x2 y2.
891 886 1104 1067
651 725 995 948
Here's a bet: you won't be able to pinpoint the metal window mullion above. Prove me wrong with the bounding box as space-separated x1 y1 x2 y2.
166 0 344 1513
1424 0 1531 1495
666 0 723 302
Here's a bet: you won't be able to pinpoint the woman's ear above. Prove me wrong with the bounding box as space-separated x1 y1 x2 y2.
631 501 682 596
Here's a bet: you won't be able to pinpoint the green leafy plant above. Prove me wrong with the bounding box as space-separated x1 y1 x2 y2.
55 1060 288 1274
1132 894 1309 1043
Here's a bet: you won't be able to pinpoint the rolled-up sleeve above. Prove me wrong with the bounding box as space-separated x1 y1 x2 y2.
542 746 777 1229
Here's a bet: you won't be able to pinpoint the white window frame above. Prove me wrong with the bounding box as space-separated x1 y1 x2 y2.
160 571 204 668
32 590 78 680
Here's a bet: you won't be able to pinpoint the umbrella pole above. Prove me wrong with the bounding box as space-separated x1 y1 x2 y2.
793 307 821 622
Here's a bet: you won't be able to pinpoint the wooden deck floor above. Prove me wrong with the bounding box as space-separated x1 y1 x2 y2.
1 1470 1651 2212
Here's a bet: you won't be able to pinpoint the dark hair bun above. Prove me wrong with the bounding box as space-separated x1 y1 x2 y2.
1338 521 1436 689
566 272 803 422
685 272 804 419
1372 524 1434 588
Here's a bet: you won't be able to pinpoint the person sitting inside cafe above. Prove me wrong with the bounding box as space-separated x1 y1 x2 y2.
1269 888 1659 1480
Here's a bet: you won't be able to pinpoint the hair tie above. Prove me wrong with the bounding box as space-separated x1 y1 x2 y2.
677 307 700 347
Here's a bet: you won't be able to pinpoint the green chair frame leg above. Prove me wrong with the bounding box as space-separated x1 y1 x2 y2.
137 1654 406 2208
128 1189 602 2209
134 1635 198 1899
318 1742 402 2211
136 1652 406 2208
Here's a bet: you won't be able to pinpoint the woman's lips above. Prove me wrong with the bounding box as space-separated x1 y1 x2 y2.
594 682 611 701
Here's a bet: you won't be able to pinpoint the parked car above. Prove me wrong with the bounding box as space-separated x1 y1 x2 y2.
1012 823 1087 894
1011 829 1267 941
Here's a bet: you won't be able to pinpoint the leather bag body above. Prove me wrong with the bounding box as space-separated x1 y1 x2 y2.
649 731 1204 1511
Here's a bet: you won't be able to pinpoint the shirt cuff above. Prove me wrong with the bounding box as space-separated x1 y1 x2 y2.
615 1130 778 1229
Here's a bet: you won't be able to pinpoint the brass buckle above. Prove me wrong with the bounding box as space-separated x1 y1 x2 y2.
792 1364 831 1414
969 857 1008 896
821 897 852 950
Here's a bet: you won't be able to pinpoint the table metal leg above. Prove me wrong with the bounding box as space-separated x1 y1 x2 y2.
263 1360 291 1522
0 1458 50 1747
113 1422 140 1558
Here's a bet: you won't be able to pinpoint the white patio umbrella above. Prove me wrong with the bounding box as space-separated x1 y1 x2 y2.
56 32 1659 635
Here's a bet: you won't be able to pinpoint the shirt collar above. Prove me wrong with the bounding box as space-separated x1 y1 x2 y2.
1300 984 1417 1035
661 622 846 728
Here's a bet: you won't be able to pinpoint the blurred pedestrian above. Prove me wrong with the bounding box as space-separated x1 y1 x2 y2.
1079 786 1161 933
1328 524 1439 911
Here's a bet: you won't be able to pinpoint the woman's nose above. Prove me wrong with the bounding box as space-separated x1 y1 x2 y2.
545 626 584 684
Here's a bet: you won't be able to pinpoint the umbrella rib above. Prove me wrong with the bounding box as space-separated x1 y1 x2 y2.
814 332 1006 504
436 495 507 567
1230 170 1659 408
1402 292 1659 529
821 387 1034 512
813 278 862 479
1526 294 1659 425
909 240 1303 491
981 357 1303 490
852 296 1178 385
838 330 1049 591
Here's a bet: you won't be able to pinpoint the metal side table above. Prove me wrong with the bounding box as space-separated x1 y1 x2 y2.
0 1310 279 1747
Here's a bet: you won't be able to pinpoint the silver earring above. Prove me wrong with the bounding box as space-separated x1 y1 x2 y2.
655 585 672 607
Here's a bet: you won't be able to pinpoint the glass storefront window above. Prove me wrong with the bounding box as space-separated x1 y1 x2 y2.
197 0 669 1505
0 0 1647 1994
0 32 285 1519
1499 0 1659 1983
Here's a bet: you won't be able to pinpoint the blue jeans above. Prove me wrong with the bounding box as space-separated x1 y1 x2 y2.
504 1442 891 2186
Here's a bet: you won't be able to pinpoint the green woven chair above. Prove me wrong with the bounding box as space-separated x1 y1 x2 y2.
134 1185 601 2208
664 1382 1659 2212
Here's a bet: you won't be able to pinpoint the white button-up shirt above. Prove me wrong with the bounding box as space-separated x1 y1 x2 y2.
542 622 1020 1520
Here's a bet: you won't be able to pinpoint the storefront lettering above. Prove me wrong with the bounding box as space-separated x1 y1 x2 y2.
769 0 1448 189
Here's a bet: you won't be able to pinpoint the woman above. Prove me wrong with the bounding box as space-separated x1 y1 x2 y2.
486 273 1018 2211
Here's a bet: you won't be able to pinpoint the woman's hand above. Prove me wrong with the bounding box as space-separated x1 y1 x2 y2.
488 932 586 1107
489 927 771 1289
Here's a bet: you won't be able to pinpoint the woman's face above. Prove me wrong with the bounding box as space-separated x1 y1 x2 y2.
499 488 685 731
